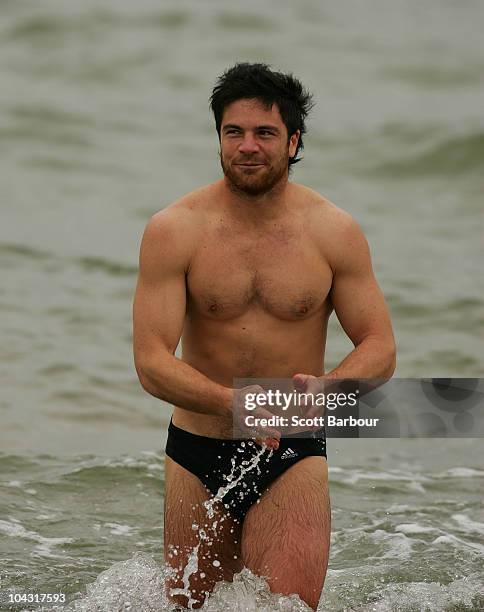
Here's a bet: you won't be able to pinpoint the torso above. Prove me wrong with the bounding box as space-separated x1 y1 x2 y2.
172 181 339 437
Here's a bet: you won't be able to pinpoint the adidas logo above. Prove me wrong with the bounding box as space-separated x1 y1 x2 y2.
280 447 298 460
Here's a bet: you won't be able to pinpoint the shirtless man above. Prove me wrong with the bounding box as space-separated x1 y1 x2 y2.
132 63 396 610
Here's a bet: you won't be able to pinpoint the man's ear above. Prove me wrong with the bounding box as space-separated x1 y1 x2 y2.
288 130 301 158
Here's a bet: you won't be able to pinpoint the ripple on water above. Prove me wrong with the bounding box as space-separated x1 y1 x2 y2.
357 574 484 612
369 131 484 178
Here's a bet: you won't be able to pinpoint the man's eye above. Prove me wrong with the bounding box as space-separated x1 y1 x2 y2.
259 130 273 136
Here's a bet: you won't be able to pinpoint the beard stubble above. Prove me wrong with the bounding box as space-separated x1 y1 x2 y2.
220 148 290 197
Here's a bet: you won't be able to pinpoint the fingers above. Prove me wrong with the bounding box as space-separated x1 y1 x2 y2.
292 375 326 432
254 422 281 450
255 437 280 450
255 425 280 443
248 408 281 448
293 373 322 396
292 373 310 391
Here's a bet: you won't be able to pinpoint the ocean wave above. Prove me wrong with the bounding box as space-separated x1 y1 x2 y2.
370 131 484 178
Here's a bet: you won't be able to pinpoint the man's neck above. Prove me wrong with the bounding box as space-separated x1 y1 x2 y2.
220 177 292 224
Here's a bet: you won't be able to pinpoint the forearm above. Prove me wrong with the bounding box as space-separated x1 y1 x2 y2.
136 352 233 417
325 335 396 381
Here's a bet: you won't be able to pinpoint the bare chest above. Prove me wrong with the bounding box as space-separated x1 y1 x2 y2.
187 224 332 321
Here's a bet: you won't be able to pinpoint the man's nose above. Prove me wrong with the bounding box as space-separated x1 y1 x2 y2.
238 133 260 153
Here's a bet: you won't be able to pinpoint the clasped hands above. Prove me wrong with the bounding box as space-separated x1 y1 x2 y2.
232 373 324 450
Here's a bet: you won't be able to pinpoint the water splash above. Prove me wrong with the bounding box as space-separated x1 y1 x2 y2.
65 552 312 611
203 442 271 520
169 542 202 609
168 442 273 607
66 552 168 611
202 568 311 611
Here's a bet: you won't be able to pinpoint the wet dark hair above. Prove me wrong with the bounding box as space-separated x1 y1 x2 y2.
209 62 314 167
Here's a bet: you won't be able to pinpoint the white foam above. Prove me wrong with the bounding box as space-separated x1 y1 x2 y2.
203 568 312 611
36 513 58 520
6 480 23 487
432 532 484 554
395 523 437 535
104 522 134 536
371 529 414 559
328 466 344 473
338 468 431 486
406 480 426 493
67 552 168 611
67 554 313 611
0 519 36 538
436 467 484 478
386 504 412 513
451 513 484 535
0 519 73 558
358 574 484 612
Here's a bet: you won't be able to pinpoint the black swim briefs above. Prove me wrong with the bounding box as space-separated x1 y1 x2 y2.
165 419 327 523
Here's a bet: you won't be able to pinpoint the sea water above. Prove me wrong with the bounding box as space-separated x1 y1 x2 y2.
1 443 483 611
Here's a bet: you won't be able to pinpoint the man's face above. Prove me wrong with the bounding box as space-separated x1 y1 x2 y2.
219 98 300 197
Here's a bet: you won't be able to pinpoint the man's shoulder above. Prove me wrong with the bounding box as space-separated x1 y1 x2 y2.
152 183 216 222
292 183 370 273
147 182 219 237
292 183 361 236
140 184 218 268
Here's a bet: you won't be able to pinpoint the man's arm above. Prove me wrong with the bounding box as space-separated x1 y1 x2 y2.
132 209 233 416
294 212 395 401
326 214 396 380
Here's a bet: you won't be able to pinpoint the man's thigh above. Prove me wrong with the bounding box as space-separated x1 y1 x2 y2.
241 456 330 611
164 456 243 609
